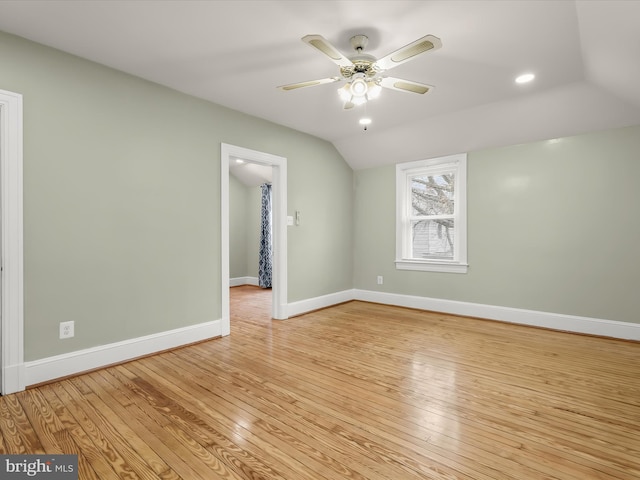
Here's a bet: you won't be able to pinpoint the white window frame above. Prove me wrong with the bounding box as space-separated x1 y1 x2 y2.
395 153 468 273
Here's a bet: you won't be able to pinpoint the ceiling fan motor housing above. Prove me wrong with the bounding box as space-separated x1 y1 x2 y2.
340 35 378 79
350 34 369 51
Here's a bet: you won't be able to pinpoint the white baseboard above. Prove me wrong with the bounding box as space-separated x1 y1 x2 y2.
354 289 640 341
286 288 640 340
287 289 355 318
21 290 639 390
230 276 259 287
2 363 25 395
25 319 222 387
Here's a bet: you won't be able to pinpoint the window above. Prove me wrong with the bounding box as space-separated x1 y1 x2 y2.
396 153 467 273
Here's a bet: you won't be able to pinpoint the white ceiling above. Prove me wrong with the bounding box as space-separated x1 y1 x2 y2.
1 0 639 170
229 158 273 188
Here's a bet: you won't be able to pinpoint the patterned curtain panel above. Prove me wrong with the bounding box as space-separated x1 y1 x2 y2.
258 183 273 288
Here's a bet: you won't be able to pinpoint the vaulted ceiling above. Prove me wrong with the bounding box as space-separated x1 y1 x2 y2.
1 0 639 170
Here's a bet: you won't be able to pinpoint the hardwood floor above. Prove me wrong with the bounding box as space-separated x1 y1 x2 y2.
1 285 639 479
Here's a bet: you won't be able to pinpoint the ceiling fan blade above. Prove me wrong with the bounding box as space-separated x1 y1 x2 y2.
278 77 341 91
379 77 434 94
343 101 355 110
375 35 442 71
302 34 354 68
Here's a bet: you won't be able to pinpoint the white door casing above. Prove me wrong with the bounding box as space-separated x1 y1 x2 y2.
0 88 25 395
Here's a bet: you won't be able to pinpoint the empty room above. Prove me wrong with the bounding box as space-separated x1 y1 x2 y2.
0 1 639 479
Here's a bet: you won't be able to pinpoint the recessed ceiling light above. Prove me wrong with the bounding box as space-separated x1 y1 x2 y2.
235 159 245 164
515 73 535 84
359 117 372 131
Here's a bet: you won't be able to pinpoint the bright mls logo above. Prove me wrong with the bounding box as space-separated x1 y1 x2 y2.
0 455 77 479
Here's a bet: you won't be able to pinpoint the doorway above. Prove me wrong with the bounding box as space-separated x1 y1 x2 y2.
220 144 288 336
230 159 273 315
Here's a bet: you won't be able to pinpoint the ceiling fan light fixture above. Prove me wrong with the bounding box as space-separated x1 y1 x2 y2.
351 95 367 106
350 77 368 97
338 77 377 106
338 84 352 102
367 82 382 99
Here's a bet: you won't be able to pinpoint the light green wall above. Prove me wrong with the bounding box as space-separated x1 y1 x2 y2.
0 31 353 360
229 175 248 278
228 177 261 279
354 124 640 324
287 137 354 298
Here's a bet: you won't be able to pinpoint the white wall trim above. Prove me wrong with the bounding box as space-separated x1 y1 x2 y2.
279 288 640 340
25 319 222 387
21 287 640 387
230 276 259 287
287 289 355 318
0 89 25 395
354 290 640 341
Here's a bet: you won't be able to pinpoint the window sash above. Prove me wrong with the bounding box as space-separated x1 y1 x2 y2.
403 165 459 261
410 218 455 259
409 173 455 217
396 154 467 273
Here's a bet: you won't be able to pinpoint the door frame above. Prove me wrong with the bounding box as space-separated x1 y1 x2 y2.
0 88 25 395
220 143 287 334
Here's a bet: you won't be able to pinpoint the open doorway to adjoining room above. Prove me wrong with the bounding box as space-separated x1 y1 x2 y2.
229 158 274 322
220 143 287 336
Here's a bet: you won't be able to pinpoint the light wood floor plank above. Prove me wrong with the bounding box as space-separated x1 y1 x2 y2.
180 337 519 480
0 392 44 454
1 285 639 479
39 384 119 480
214 308 632 476
125 358 346 480
200 330 590 480
151 350 423 480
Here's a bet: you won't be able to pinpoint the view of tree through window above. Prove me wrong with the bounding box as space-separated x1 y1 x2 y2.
410 172 456 259
396 153 466 273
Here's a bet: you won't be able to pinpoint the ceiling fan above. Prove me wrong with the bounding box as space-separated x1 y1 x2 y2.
278 33 442 109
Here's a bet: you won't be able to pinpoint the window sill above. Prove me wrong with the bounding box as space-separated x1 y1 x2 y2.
395 259 468 274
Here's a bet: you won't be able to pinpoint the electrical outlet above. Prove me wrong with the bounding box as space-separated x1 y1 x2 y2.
59 321 74 339
377 275 383 285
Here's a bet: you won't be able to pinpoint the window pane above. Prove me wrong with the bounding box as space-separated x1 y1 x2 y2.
411 219 455 259
411 173 455 216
